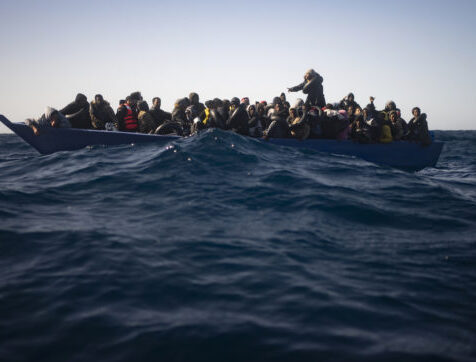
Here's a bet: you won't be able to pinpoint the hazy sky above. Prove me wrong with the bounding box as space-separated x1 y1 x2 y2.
0 0 475 132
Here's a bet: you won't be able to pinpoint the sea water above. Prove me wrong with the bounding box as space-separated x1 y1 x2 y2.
0 130 475 361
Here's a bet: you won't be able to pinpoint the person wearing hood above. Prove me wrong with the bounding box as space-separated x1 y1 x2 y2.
170 98 190 134
339 93 360 110
389 111 404 141
206 98 226 129
287 69 326 108
263 102 289 140
405 107 431 145
25 107 71 135
227 97 249 136
149 97 171 128
116 96 139 132
350 108 372 143
59 93 92 129
189 93 205 118
90 94 117 130
247 104 263 138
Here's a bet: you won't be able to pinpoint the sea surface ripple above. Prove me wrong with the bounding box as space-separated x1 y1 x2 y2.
0 130 475 361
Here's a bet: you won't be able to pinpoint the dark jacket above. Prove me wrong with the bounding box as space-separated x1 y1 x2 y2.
149 107 171 127
89 101 116 129
406 114 431 145
289 74 326 108
264 110 289 139
138 110 158 133
209 109 226 129
227 105 249 136
60 95 92 129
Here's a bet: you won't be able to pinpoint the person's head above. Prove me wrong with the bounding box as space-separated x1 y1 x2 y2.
247 104 256 117
223 99 230 110
137 100 149 112
280 92 286 103
396 108 401 118
289 108 297 118
75 93 87 105
257 103 265 116
389 111 397 122
274 102 283 112
347 105 354 116
363 108 369 119
205 100 213 109
230 97 240 110
347 93 354 102
49 110 60 127
412 107 421 117
325 103 334 110
119 99 125 106
152 97 161 109
213 98 223 108
304 69 317 81
272 96 282 106
241 97 250 106
94 94 104 104
189 92 199 105
385 100 396 111
130 91 142 101
125 96 132 105
185 105 197 120
355 106 362 116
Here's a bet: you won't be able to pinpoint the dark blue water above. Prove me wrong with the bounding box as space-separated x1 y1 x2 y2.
1 130 475 362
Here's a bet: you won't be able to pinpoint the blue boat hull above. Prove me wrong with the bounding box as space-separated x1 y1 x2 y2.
1 115 443 170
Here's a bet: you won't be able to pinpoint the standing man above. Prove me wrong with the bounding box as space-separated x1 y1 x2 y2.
288 69 326 108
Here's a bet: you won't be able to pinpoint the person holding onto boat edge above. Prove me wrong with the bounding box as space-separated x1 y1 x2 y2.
25 107 71 135
288 69 326 108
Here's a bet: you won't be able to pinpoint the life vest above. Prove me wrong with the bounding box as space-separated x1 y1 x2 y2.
203 108 210 125
123 104 138 131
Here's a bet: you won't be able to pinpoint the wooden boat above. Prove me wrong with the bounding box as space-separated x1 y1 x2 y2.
1 115 443 170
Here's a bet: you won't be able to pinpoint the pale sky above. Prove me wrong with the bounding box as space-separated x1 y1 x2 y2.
1 0 475 133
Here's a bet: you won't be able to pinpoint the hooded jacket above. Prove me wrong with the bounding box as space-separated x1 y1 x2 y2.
90 100 116 129
59 94 92 129
289 72 326 108
264 109 289 139
227 104 249 136
25 107 71 129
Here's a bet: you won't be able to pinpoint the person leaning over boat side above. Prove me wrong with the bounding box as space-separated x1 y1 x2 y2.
90 94 117 130
116 96 139 132
227 97 249 136
59 93 92 129
405 107 432 145
25 107 71 135
287 69 326 108
149 97 171 128
263 102 290 140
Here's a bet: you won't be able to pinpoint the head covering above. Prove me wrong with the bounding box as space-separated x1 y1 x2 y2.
137 100 149 112
230 97 240 106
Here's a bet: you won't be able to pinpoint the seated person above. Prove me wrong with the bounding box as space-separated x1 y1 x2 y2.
149 97 171 128
389 111 404 141
137 101 158 134
263 103 289 140
90 94 117 130
25 107 71 135
116 96 139 132
227 97 249 136
60 93 91 129
406 107 431 145
247 104 263 138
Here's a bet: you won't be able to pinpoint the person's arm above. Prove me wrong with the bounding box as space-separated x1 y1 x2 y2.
288 81 305 92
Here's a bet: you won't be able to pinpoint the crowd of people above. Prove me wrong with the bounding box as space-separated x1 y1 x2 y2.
25 69 432 145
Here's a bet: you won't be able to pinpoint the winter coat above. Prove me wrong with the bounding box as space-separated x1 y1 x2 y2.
89 101 116 129
25 106 71 129
264 110 289 139
406 114 431 145
149 107 171 127
60 98 91 129
289 74 326 108
138 110 158 133
227 105 249 136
